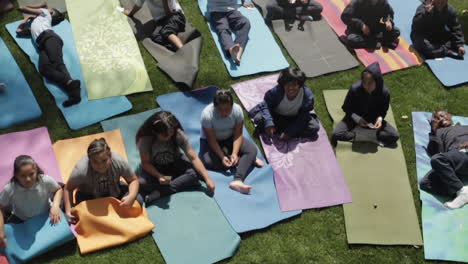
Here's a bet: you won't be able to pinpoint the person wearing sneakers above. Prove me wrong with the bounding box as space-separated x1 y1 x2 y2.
340 0 400 50
265 0 323 27
16 2 81 107
200 89 264 194
208 0 252 65
411 0 465 60
426 110 468 157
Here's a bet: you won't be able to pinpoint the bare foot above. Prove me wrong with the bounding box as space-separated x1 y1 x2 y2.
236 46 244 64
255 158 264 167
229 180 252 194
229 44 241 64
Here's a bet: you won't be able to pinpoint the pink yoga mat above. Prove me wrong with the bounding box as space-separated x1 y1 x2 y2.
0 127 63 189
232 75 352 211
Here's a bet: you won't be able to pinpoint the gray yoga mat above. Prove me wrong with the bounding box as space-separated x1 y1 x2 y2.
120 0 202 88
18 0 67 15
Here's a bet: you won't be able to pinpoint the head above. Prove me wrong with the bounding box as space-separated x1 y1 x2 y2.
431 110 453 128
362 71 376 94
12 155 44 189
49 8 65 26
136 111 183 143
87 138 112 174
278 67 306 100
213 89 234 118
369 0 385 6
432 0 448 11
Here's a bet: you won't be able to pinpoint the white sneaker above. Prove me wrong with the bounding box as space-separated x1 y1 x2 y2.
445 186 468 209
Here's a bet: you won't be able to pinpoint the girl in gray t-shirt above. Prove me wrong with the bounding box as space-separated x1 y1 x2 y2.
136 111 215 204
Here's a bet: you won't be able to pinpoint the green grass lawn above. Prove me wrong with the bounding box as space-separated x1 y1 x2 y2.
1 0 468 263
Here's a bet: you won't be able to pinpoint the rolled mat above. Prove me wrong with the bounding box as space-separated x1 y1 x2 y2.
388 0 468 87
72 197 154 254
157 86 301 233
412 112 468 262
0 36 42 129
323 90 422 245
232 75 352 211
197 0 289 77
66 0 153 99
5 20 132 130
315 0 423 74
17 0 67 15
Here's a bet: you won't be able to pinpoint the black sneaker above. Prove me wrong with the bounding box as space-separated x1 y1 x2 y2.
63 80 81 107
145 190 161 204
446 50 464 60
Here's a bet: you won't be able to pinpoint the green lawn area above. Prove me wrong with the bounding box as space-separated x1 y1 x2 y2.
1 0 468 263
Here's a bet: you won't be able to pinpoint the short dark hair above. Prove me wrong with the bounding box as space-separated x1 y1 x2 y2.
277 67 306 88
51 8 65 26
213 89 234 106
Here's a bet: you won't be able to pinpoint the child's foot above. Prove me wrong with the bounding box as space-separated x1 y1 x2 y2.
229 44 241 65
229 180 252 194
145 190 161 204
445 186 468 209
255 158 264 167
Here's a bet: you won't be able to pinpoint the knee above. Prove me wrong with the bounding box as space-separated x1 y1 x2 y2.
430 154 447 169
311 2 323 13
239 17 251 29
39 64 52 76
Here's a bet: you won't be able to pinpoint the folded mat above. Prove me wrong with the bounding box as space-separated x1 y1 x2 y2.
5 20 132 130
232 75 352 211
157 86 300 232
66 0 153 99
412 112 468 262
17 0 66 15
0 36 42 129
315 0 423 74
0 0 13 14
388 0 468 87
72 197 154 254
120 0 202 88
197 0 289 77
323 89 422 245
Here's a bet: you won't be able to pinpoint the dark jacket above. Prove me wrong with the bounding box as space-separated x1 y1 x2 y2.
341 0 394 33
411 3 464 47
427 125 468 157
342 62 390 124
249 84 314 138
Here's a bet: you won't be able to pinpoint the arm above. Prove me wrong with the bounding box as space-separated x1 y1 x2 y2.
341 0 365 32
16 16 34 34
447 7 465 48
0 207 6 248
63 183 77 224
231 121 244 165
125 4 142 17
186 146 215 192
383 1 394 22
162 0 172 16
241 0 253 8
120 174 139 206
378 90 390 121
412 4 432 33
49 187 63 224
26 2 48 8
204 127 226 160
18 6 44 15
140 151 164 180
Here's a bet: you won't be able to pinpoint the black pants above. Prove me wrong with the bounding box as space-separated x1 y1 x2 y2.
332 118 400 145
420 150 468 197
266 0 322 21
345 25 400 49
209 10 251 56
200 137 257 181
253 111 320 138
411 32 457 59
151 11 186 51
75 181 144 205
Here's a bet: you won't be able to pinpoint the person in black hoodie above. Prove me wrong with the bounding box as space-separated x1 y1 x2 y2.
331 62 399 145
411 0 465 60
265 0 323 27
340 0 400 50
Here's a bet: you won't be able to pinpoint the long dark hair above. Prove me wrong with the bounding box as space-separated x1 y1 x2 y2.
136 111 183 144
277 67 306 88
213 89 234 106
12 155 44 184
51 8 65 25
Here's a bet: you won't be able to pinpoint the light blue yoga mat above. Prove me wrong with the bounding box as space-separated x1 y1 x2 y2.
0 211 74 264
0 36 41 129
412 112 468 262
157 86 301 233
101 110 241 264
389 0 468 87
198 0 289 77
5 20 132 130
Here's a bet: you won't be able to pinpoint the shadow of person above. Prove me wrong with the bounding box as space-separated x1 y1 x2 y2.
12 213 49 250
351 141 378 153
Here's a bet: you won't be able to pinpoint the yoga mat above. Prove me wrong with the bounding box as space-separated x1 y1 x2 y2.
323 90 422 245
315 0 423 74
232 74 352 211
17 0 67 15
72 197 154 254
101 110 242 264
157 86 301 233
0 37 42 129
388 0 468 87
197 0 289 77
5 21 132 130
0 0 13 14
412 112 468 262
66 0 153 99
0 211 74 264
120 0 202 88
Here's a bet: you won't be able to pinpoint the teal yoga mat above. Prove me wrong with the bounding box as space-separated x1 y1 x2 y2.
101 110 241 264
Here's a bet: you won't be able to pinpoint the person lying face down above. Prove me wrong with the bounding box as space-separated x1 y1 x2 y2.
135 111 215 204
63 138 142 224
340 0 400 50
411 0 465 60
331 62 400 146
249 67 320 141
426 110 468 156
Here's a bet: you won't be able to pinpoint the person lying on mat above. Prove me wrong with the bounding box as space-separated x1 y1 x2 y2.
340 0 400 50
331 62 400 146
426 110 468 156
249 67 320 141
63 138 143 224
200 89 264 194
16 2 81 107
265 0 323 28
124 0 187 51
208 0 253 64
0 155 64 248
411 0 465 60
136 111 216 204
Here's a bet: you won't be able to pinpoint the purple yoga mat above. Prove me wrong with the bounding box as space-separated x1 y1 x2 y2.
0 127 63 189
232 75 352 211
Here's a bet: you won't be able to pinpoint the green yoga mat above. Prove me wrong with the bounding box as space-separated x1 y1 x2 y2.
323 90 422 245
66 0 152 100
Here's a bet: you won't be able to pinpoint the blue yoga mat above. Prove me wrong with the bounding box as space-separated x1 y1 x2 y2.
101 109 241 264
5 20 132 130
0 37 42 129
389 0 468 87
157 86 301 233
412 112 468 262
197 0 289 77
0 211 74 264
